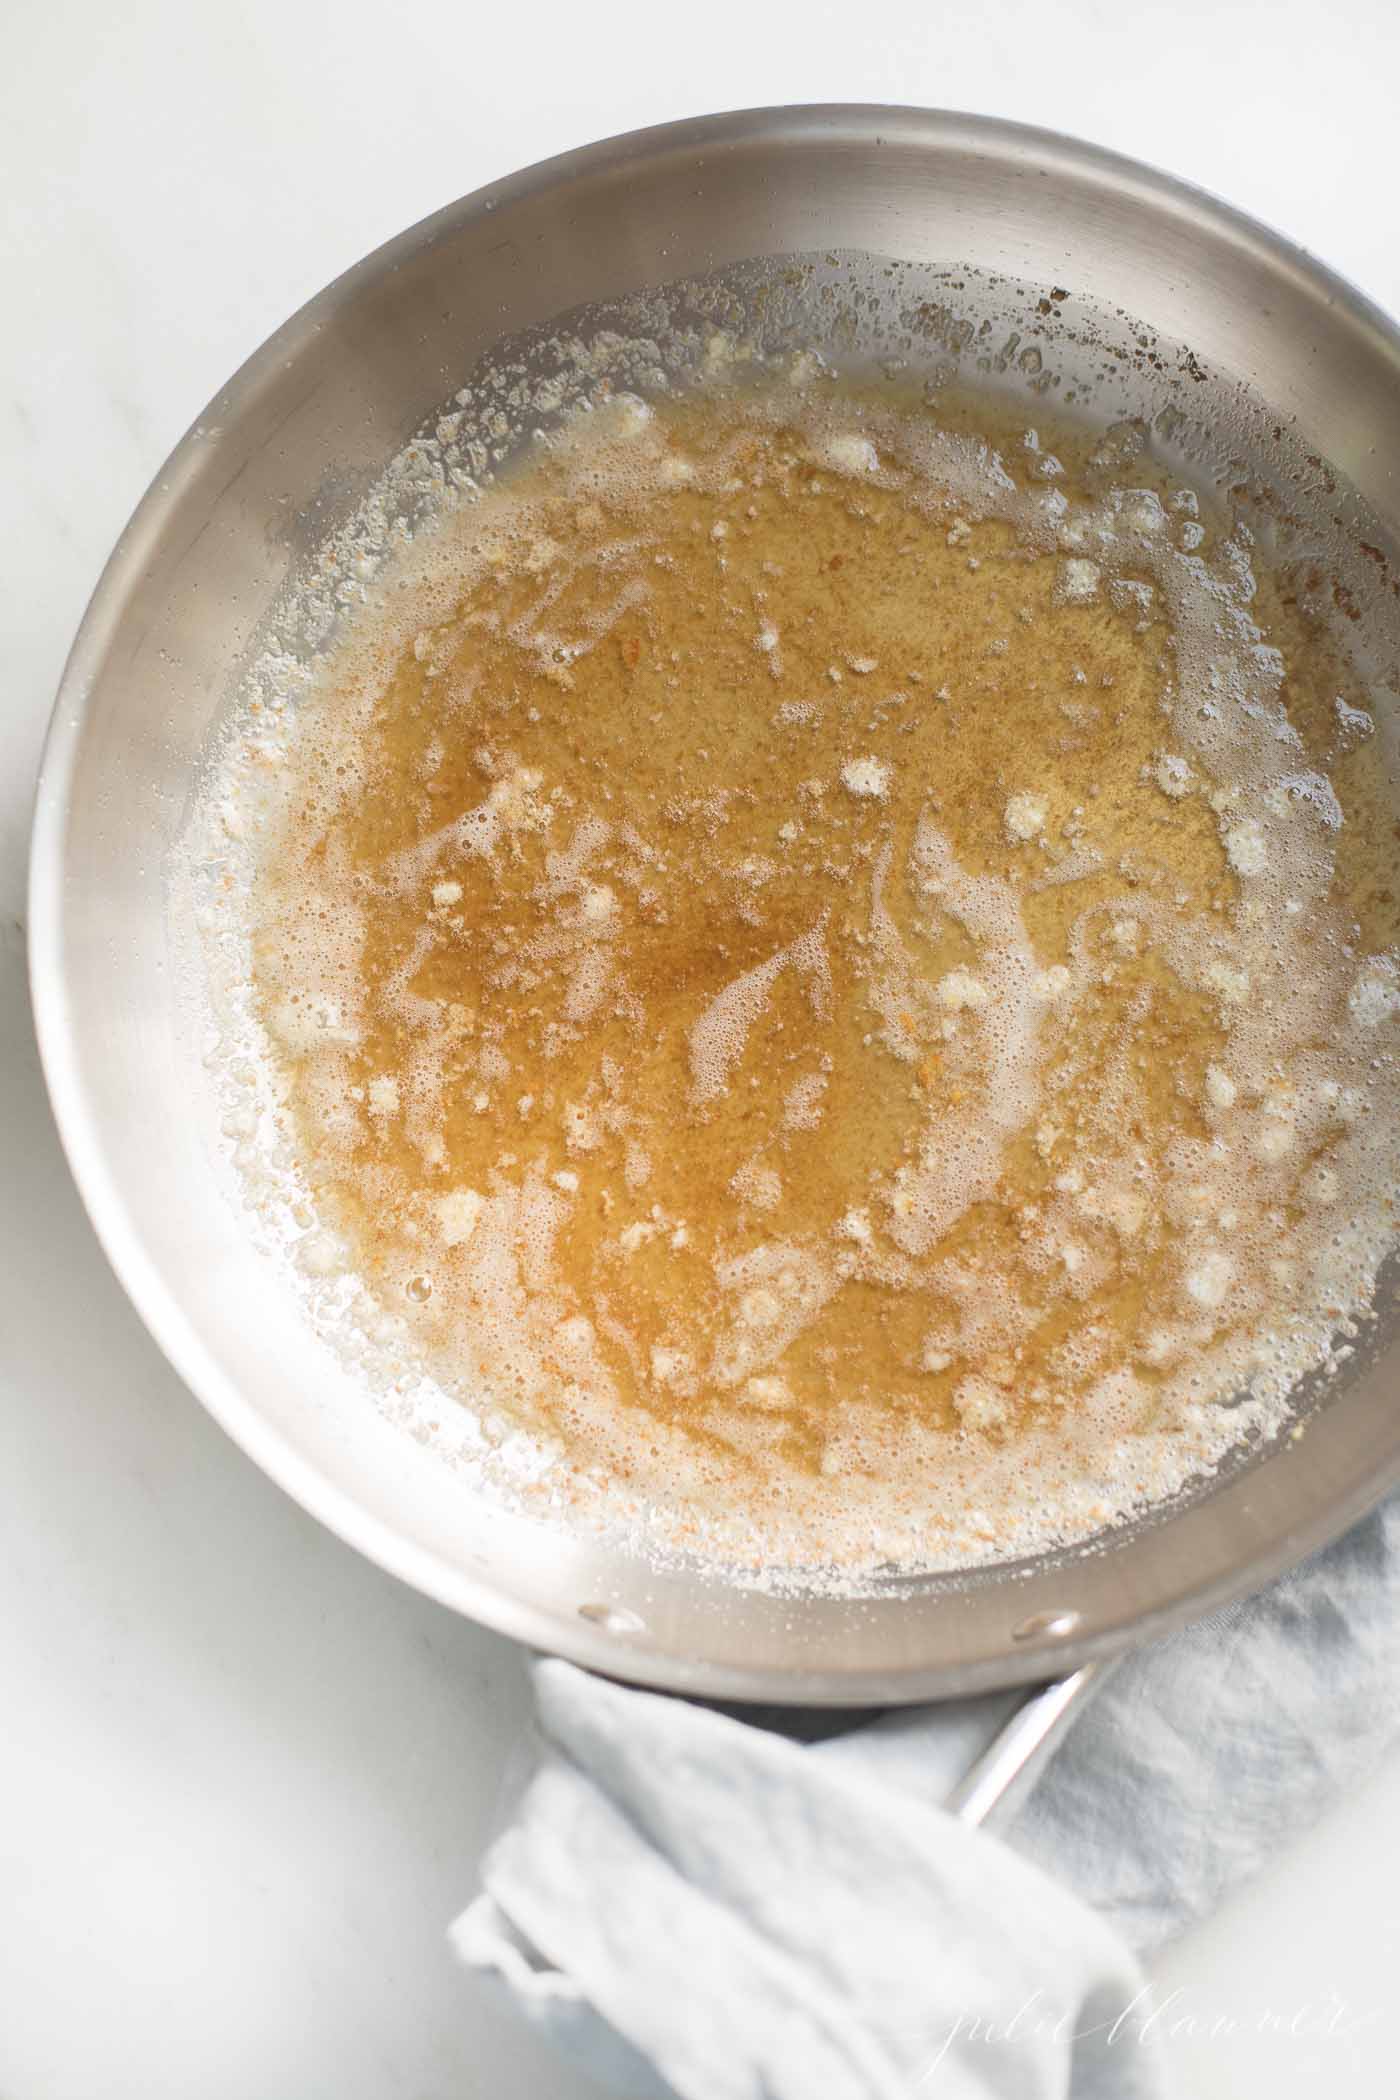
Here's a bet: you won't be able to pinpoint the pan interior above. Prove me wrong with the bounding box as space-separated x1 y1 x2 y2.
180 254 1400 1579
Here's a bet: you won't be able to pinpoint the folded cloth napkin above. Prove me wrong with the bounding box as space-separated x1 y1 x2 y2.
453 1491 1400 2099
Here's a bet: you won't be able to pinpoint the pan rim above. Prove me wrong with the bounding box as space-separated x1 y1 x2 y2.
28 102 1400 1704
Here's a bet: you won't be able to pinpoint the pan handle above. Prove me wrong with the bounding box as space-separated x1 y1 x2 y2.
944 1662 1112 1828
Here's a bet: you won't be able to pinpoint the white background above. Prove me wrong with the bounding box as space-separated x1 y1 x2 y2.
5 1 1400 2093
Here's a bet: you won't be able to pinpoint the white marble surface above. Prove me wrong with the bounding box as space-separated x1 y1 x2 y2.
5 2 1400 2093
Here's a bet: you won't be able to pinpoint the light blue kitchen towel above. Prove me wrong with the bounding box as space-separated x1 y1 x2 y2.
453 1492 1400 2099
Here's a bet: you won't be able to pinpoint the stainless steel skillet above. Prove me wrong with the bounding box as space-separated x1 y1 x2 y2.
28 106 1400 1721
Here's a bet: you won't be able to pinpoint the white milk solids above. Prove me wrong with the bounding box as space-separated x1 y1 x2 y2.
195 367 1400 1575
